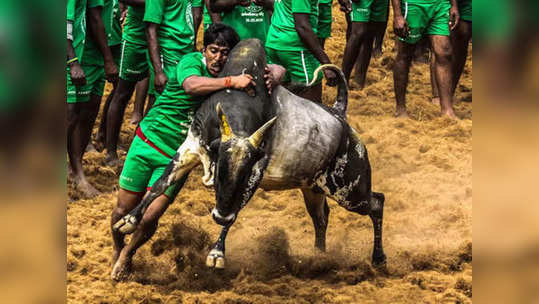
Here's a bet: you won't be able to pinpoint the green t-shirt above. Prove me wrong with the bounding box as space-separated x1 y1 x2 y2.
319 0 332 5
103 0 122 46
67 0 88 59
139 52 213 156
265 0 319 51
221 3 270 44
123 6 147 45
144 0 197 62
80 0 105 66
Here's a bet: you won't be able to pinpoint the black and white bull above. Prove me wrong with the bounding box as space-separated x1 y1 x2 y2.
113 39 386 269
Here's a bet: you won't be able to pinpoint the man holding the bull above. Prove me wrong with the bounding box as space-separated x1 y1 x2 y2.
110 24 285 281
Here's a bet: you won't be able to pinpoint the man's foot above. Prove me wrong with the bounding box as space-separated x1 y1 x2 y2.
431 97 440 106
373 47 383 59
73 176 100 198
94 135 105 152
130 113 142 125
441 109 459 120
111 251 132 281
105 154 123 168
395 107 409 118
85 143 97 153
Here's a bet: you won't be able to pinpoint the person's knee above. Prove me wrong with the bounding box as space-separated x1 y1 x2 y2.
434 43 452 65
67 105 79 128
396 47 414 64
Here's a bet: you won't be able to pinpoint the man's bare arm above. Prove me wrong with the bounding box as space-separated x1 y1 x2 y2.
391 0 409 38
87 6 118 82
146 22 168 93
193 6 202 50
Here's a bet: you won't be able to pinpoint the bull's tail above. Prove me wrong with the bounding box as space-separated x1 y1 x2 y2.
309 64 348 119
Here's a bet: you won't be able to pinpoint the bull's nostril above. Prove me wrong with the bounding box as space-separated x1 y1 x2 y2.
211 208 236 225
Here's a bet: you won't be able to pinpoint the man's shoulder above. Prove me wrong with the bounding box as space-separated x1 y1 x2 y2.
180 52 204 63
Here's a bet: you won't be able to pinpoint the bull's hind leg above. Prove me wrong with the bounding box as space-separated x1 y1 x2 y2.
338 192 386 267
302 189 330 251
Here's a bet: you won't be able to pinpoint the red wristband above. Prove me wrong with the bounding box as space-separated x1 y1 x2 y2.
224 76 232 88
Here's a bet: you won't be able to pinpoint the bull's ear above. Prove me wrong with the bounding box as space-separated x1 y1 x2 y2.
248 116 277 149
216 103 235 142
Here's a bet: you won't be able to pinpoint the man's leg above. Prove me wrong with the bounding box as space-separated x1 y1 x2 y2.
95 83 117 151
430 51 440 105
144 94 156 116
342 21 370 83
105 78 137 166
111 188 145 266
451 21 472 97
372 4 389 58
354 22 383 88
430 35 456 118
393 40 416 118
67 104 92 194
130 78 149 125
111 191 172 280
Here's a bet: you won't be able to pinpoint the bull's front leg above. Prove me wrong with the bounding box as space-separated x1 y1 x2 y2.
205 224 232 269
206 156 269 269
113 146 200 234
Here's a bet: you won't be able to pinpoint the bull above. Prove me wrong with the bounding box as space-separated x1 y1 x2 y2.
113 39 386 269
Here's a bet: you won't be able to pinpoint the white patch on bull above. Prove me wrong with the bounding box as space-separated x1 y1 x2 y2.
253 61 257 67
173 130 213 186
240 164 263 209
226 89 231 93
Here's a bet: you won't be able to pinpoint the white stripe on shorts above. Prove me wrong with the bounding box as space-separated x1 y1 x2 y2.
119 40 126 78
404 2 408 19
301 50 309 84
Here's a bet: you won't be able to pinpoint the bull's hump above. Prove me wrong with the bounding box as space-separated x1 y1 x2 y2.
263 88 343 186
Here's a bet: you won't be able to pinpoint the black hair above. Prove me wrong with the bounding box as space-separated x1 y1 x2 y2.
203 23 240 49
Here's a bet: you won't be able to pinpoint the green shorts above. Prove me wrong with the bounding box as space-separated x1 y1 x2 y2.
66 64 105 103
266 47 322 85
119 39 150 82
399 0 451 44
351 0 389 22
317 2 333 39
458 0 472 22
119 135 187 198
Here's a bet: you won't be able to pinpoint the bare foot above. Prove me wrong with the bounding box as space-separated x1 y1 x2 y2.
130 114 142 125
105 154 123 168
111 252 132 281
441 110 459 120
373 48 383 59
395 107 409 118
74 177 100 198
431 97 440 106
94 136 105 152
85 143 97 153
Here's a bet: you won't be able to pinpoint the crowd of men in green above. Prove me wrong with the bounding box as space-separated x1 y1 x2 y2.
67 0 472 200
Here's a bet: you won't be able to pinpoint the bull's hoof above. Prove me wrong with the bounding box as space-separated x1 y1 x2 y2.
372 252 387 269
206 249 225 269
112 215 138 234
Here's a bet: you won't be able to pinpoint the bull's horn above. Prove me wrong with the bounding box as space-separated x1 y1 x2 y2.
216 103 235 142
247 117 277 148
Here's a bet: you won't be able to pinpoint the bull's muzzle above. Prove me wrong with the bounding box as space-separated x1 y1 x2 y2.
211 208 236 226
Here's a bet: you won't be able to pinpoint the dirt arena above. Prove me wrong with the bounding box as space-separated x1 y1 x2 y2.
67 5 472 303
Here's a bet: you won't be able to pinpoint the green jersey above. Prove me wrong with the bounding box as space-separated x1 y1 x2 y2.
319 0 332 4
123 6 147 45
221 3 270 44
80 0 105 66
103 0 122 46
144 0 197 62
67 0 88 59
265 0 319 51
139 52 212 156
